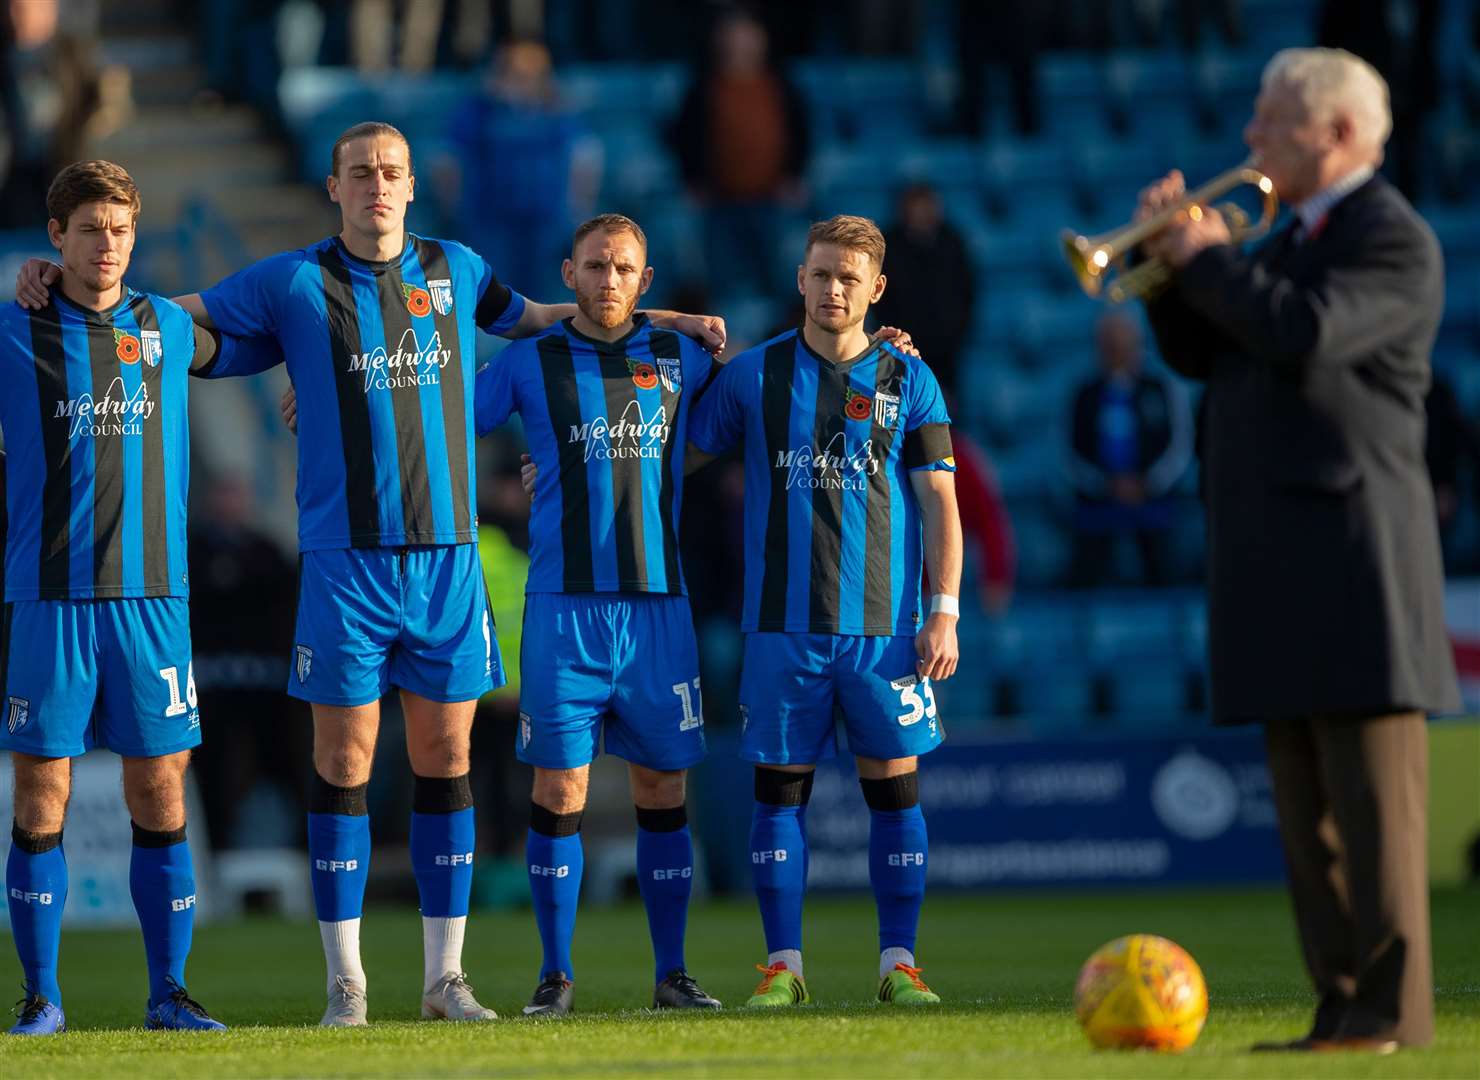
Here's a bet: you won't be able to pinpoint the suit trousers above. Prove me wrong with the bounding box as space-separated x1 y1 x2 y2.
1262 712 1433 1046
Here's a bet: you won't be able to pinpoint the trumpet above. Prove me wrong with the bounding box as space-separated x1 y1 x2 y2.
1061 163 1278 303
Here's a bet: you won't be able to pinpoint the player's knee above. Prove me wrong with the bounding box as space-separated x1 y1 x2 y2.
532 768 587 815
409 744 470 779
122 756 188 831
631 767 685 809
754 766 815 807
11 757 70 832
313 745 373 788
860 770 920 812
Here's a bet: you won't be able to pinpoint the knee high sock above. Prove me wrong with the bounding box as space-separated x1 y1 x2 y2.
527 803 583 979
750 768 813 972
7 824 66 1003
307 777 371 992
635 804 692 984
862 773 928 974
410 773 475 992
129 823 196 1005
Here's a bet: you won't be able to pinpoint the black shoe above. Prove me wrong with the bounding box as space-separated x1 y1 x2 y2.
653 969 721 1010
522 972 573 1017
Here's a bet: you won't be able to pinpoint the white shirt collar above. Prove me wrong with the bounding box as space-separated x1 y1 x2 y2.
1294 165 1375 231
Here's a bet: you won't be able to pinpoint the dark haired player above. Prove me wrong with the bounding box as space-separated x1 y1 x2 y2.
2 160 279 1035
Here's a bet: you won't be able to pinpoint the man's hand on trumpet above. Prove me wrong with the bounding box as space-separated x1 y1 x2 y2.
1136 170 1233 270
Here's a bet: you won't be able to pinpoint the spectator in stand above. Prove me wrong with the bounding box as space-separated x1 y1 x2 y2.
187 470 310 850
670 11 810 299
437 41 601 301
951 431 1015 614
873 182 975 405
956 1 1040 136
1425 372 1480 568
0 0 125 227
1067 311 1192 587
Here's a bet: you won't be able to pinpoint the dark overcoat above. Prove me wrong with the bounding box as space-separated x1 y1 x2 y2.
1145 175 1461 723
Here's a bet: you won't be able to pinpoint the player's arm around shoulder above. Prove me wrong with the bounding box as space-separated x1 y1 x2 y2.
683 342 759 473
474 337 539 437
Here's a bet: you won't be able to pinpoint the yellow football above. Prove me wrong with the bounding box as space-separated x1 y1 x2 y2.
1074 934 1208 1052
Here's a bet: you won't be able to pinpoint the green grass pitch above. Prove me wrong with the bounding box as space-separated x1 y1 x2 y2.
1 888 1476 1077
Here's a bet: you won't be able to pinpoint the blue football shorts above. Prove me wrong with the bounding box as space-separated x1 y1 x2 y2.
737 632 946 765
0 597 200 758
290 544 503 707
517 592 706 771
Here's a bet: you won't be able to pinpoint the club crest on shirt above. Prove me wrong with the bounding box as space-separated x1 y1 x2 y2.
140 330 163 366
873 390 900 429
654 354 682 393
426 278 454 316
627 356 659 390
114 328 141 364
295 645 313 684
6 696 29 734
843 386 873 422
401 282 432 317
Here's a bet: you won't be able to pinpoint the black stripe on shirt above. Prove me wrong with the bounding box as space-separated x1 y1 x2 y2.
594 340 648 588
413 238 472 538
648 329 685 592
28 304 71 596
536 335 595 590
807 361 847 632
757 338 798 628
378 262 435 540
317 246 382 546
134 298 170 591
85 317 125 593
863 350 905 632
903 422 953 469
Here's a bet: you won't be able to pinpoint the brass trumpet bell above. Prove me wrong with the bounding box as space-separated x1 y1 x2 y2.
1061 164 1278 303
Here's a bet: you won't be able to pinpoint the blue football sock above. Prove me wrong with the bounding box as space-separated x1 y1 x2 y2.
410 774 475 918
6 827 66 1004
129 825 195 1005
307 811 371 923
750 796 808 955
635 805 693 983
862 773 929 957
527 804 583 979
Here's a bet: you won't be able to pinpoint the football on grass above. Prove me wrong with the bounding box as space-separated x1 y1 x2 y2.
1073 934 1208 1052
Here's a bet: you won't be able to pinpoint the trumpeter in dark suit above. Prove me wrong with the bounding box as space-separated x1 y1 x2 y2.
1137 47 1458 1052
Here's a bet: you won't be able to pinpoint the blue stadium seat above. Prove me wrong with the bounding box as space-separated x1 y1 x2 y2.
1103 51 1196 143
980 141 1075 222
1190 52 1266 137
1037 52 1111 139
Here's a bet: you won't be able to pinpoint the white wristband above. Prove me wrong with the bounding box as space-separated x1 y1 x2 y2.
929 594 959 617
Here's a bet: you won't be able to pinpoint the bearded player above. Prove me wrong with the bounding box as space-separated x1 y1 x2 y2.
15 122 723 1027
474 214 721 1015
686 215 962 1007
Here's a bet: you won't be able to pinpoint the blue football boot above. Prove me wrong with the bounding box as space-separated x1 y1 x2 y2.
9 990 65 1035
145 977 226 1032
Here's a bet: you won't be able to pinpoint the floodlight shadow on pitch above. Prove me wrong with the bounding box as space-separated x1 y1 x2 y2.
1061 163 1277 303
